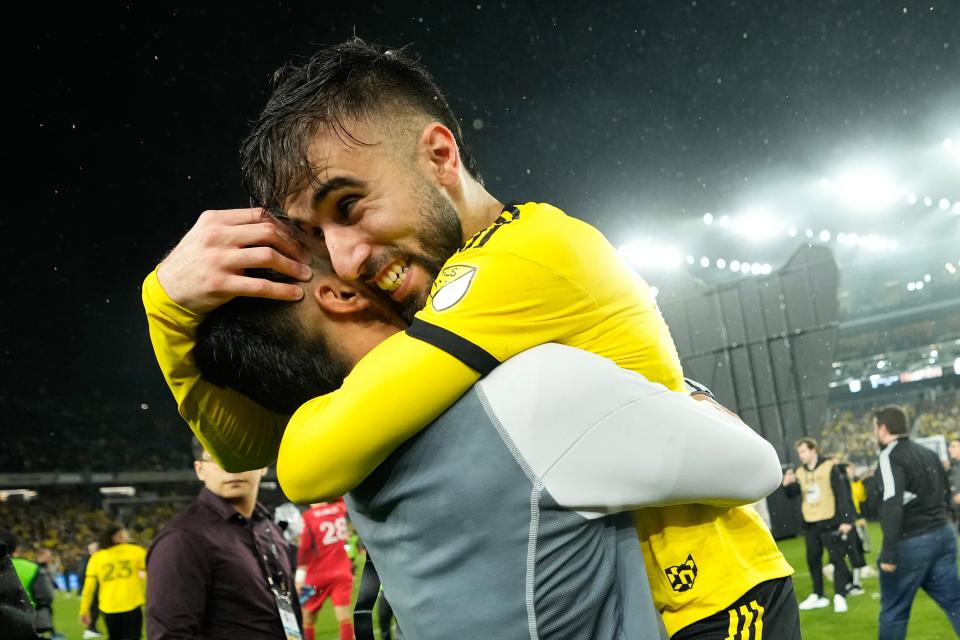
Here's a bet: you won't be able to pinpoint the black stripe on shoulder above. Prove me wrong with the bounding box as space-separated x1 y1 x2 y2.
502 202 522 218
407 319 500 376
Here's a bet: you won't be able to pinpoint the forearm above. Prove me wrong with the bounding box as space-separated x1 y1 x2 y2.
278 332 478 502
79 578 96 616
878 503 903 563
143 269 286 470
543 389 783 515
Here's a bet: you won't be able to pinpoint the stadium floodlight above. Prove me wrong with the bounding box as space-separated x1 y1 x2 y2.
906 192 918 205
730 260 741 272
719 215 731 227
907 281 916 291
924 273 932 282
805 228 814 238
740 262 751 274
947 262 958 274
916 281 925 290
923 196 933 207
750 263 762 275
940 198 951 210
761 263 772 274
819 229 831 242
619 240 684 271
703 212 714 225
700 256 710 268
955 357 960 376
930 349 939 358
877 360 886 369
832 166 901 211
732 208 783 242
953 202 960 215
716 258 727 269
787 225 797 237
848 379 862 393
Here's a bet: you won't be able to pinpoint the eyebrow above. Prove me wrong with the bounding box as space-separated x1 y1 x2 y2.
311 176 366 207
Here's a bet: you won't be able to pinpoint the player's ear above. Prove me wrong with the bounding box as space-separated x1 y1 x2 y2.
418 122 460 189
312 276 371 315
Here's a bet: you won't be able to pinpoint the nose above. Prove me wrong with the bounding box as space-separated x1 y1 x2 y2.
323 225 372 281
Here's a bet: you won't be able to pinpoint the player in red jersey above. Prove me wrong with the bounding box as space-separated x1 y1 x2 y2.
296 499 354 640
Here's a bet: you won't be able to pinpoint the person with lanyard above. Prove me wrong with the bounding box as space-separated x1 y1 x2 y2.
782 437 857 613
146 437 303 640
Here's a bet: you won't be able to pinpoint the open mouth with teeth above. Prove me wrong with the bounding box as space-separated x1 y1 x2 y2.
376 259 408 293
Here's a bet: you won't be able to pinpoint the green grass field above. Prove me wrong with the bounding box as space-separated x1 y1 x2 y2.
50 522 954 639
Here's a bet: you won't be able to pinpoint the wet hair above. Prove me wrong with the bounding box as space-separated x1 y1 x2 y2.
193 271 349 415
241 37 482 212
794 437 818 451
873 406 907 436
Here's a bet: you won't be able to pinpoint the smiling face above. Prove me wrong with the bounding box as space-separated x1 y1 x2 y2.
281 119 463 323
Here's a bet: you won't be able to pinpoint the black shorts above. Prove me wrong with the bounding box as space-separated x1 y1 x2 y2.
671 576 801 640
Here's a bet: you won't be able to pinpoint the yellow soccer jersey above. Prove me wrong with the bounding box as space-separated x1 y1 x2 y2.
80 543 147 615
406 202 685 386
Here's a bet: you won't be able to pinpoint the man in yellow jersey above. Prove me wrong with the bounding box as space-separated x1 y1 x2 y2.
80 524 146 640
145 39 797 638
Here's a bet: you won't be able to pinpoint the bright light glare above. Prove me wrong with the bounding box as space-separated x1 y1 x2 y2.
716 258 727 269
732 209 783 242
907 281 916 291
947 262 958 274
819 229 831 242
832 166 901 211
906 192 917 205
787 225 797 237
700 256 710 268
849 379 862 393
619 241 683 271
740 262 751 274
730 260 741 271
703 212 714 225
939 198 951 210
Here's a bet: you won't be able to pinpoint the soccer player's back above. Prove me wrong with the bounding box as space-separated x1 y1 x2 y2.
81 530 146 639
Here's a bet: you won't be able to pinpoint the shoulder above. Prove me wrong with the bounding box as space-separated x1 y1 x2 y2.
458 202 607 262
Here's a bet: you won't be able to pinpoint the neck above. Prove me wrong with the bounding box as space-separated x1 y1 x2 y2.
229 495 256 519
452 178 503 240
340 323 403 368
806 454 818 469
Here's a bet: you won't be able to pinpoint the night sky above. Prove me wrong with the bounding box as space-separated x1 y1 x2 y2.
5 2 957 450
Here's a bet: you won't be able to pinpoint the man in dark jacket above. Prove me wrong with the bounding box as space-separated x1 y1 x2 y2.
873 406 960 640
